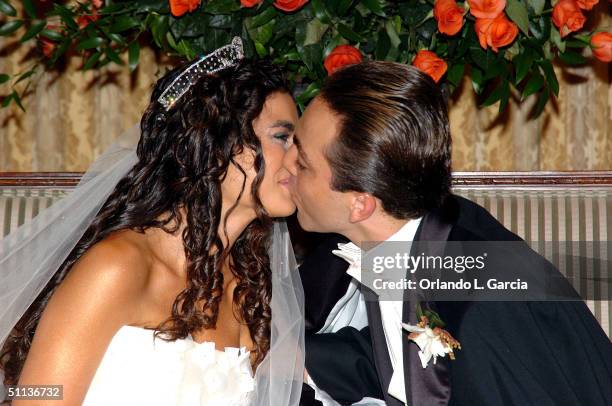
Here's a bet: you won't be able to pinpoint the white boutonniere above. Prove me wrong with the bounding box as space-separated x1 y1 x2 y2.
401 305 461 369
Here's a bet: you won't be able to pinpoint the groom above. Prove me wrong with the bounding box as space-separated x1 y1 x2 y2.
287 61 612 405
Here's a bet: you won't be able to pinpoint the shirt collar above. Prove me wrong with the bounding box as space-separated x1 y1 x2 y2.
387 216 422 243
331 217 423 283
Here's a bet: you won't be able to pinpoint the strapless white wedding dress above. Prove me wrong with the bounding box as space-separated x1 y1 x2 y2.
82 325 255 406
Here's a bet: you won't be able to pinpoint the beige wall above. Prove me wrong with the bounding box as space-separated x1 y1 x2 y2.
449 59 611 171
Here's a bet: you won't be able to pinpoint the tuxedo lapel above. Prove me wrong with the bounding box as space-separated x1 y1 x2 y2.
402 196 458 406
363 285 405 406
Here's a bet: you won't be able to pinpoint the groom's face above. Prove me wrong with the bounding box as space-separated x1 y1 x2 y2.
283 97 349 233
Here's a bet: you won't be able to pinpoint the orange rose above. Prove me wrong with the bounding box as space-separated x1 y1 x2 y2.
591 32 612 62
241 0 263 6
434 0 465 36
40 37 55 58
412 50 448 83
475 13 518 52
552 0 586 37
273 0 308 12
324 45 363 75
169 0 201 17
92 0 103 8
77 15 94 29
38 24 61 58
77 10 100 29
467 0 506 19
576 0 599 9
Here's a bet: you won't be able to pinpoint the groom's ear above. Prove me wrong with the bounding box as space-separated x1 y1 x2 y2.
348 193 377 223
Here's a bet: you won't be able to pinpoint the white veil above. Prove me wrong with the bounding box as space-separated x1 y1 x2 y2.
0 124 305 405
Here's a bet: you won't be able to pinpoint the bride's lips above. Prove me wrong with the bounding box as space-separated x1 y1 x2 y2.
278 178 290 186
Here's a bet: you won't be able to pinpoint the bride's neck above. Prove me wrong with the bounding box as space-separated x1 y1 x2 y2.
150 204 255 275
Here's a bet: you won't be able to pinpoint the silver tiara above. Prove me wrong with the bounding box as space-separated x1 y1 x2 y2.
157 36 245 110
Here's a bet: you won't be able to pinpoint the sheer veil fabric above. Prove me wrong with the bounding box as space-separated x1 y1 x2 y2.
0 124 305 405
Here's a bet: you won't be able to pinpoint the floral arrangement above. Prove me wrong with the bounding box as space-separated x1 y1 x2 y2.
0 0 609 115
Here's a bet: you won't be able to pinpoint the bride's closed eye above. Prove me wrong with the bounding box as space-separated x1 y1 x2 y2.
272 132 293 149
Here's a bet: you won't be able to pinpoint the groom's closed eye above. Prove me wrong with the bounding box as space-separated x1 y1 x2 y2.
292 136 310 170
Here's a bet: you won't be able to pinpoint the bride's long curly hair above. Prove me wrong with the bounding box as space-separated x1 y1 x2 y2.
0 58 289 385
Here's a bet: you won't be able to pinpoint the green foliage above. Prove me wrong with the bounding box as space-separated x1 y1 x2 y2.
0 0 604 116
505 0 529 36
416 303 446 329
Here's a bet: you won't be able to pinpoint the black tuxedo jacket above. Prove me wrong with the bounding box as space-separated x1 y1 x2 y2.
301 194 612 405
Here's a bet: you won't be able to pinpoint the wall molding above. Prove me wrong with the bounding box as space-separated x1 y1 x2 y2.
1 171 611 188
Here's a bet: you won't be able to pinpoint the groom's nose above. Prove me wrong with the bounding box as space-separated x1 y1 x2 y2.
283 143 298 177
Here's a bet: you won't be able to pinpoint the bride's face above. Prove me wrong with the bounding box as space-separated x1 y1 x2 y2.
224 91 298 218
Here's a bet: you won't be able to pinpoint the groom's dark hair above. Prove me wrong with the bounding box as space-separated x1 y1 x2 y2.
319 61 452 220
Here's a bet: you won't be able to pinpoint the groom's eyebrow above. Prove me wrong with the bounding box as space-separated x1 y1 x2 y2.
269 120 295 131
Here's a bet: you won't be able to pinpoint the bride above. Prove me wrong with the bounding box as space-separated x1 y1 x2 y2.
0 38 304 405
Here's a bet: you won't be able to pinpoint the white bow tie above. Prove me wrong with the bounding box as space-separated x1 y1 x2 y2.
331 242 363 283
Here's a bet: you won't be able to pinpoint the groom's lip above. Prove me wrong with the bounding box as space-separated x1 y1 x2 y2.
280 175 297 188
282 176 299 201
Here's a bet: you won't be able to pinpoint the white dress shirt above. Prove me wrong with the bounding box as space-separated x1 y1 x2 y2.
309 218 422 406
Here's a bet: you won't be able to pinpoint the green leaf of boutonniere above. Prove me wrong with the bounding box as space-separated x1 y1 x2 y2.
416 302 446 329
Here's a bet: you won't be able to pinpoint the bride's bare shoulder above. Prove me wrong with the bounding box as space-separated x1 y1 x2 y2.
17 230 157 398
80 229 153 278
49 229 154 325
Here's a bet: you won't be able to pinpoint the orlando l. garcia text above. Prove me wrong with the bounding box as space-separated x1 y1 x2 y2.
372 278 529 290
